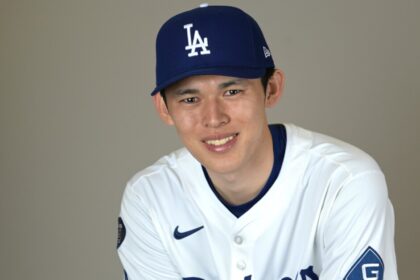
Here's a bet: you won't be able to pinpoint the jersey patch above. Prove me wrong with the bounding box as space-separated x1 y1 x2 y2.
344 246 384 280
117 217 126 248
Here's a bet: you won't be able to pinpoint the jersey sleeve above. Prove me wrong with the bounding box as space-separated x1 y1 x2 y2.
319 170 398 279
117 182 181 280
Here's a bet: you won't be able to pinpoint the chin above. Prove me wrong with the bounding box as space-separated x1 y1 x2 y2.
202 159 240 175
187 142 243 174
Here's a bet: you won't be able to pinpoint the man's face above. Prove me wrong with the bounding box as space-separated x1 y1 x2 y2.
154 74 280 176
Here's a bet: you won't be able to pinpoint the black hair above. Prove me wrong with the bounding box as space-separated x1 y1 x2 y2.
261 67 276 94
159 67 275 104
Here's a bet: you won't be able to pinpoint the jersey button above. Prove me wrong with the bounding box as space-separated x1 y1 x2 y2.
234 235 243 245
236 260 247 270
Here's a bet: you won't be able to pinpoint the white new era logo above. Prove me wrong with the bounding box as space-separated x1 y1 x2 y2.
184 23 211 57
263 46 271 58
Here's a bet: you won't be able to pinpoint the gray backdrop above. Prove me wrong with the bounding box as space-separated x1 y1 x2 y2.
1 0 418 279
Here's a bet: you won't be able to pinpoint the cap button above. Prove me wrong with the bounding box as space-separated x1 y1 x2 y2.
199 3 209 8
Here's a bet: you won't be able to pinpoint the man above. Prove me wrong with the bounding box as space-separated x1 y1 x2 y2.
117 5 398 280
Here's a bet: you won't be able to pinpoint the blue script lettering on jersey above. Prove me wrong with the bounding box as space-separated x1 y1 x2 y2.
182 277 250 280
299 266 319 280
183 266 318 280
281 265 319 280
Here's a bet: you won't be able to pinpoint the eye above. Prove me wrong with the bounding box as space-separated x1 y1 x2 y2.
180 97 198 104
225 89 242 96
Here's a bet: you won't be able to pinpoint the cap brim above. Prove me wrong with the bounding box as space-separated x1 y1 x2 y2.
150 67 266 96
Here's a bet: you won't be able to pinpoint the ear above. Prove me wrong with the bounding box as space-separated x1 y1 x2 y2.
265 69 285 108
152 92 174 125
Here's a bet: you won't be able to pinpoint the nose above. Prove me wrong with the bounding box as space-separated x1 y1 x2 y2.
202 98 230 128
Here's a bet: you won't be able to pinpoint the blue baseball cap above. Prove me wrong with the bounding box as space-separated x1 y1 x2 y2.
151 5 275 95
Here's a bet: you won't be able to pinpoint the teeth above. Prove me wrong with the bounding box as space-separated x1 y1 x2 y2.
206 135 235 146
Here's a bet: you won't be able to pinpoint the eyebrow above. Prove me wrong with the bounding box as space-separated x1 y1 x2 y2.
173 78 247 96
174 88 200 96
218 78 247 89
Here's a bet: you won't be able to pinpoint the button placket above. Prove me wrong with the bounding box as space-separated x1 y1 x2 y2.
236 260 247 270
234 235 243 245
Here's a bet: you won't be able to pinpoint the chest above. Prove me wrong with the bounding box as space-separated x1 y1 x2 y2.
155 190 325 280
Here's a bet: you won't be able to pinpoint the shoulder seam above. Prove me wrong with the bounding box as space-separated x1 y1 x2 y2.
128 149 191 187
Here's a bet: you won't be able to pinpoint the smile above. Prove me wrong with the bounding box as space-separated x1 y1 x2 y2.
205 135 236 146
202 133 239 152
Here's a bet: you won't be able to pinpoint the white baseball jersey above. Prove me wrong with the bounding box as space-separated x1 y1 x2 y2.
117 123 398 280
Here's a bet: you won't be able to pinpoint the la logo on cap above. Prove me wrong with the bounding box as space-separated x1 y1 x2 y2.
184 23 211 57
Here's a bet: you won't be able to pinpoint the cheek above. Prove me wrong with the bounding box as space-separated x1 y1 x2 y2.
171 109 201 134
231 98 266 122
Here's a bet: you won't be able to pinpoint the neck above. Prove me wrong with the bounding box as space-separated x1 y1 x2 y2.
207 126 274 205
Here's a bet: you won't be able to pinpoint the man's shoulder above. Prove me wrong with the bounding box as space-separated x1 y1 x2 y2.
284 123 382 175
125 147 199 196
